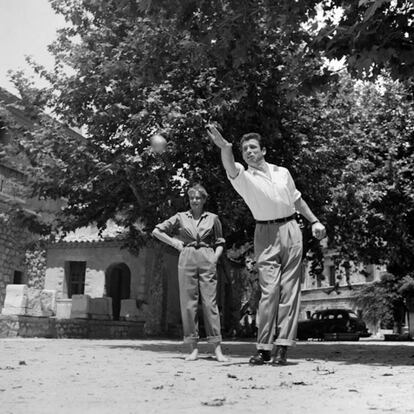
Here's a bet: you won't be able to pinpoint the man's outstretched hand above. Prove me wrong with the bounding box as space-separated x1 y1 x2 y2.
206 125 232 149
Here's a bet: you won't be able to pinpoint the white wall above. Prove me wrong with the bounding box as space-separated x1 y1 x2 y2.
45 243 148 300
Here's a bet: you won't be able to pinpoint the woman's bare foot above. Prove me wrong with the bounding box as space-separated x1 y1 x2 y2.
185 346 199 361
214 344 229 362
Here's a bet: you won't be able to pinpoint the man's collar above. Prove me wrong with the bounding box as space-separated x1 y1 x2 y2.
247 162 278 175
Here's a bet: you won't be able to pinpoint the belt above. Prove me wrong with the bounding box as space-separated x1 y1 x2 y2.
255 214 296 225
184 241 212 249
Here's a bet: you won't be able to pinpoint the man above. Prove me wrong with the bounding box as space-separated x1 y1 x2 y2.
207 126 326 365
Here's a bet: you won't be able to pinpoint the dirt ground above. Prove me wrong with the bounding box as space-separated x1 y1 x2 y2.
1 338 414 414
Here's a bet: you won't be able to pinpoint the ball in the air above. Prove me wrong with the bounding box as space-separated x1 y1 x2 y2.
150 134 167 153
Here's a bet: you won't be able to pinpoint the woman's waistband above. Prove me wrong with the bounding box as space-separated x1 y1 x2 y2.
184 241 213 249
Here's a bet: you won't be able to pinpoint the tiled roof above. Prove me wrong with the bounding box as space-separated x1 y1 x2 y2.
55 220 129 244
0 87 85 141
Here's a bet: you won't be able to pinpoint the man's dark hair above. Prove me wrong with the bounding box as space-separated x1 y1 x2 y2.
240 133 265 150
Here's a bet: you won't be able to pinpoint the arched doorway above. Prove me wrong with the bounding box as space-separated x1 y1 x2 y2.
105 263 131 320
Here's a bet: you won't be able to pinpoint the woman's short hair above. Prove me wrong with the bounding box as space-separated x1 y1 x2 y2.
240 132 265 150
187 183 208 199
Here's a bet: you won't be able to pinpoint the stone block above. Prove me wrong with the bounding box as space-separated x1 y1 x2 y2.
40 290 57 316
1 284 28 316
70 295 91 319
0 315 19 338
25 288 43 317
120 299 146 322
56 299 72 319
89 297 113 320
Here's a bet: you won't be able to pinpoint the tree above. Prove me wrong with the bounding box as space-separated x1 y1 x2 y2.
4 1 413 282
4 0 332 251
327 74 414 277
355 273 404 332
313 0 414 83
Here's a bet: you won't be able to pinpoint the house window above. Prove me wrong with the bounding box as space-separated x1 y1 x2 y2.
329 265 336 286
13 271 23 284
66 261 86 298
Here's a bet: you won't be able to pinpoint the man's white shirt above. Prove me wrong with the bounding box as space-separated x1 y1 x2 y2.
227 162 301 221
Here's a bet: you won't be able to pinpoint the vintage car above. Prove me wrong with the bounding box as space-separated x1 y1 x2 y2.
297 309 370 341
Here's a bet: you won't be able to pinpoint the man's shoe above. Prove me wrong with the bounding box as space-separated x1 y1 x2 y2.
249 350 271 365
272 346 288 365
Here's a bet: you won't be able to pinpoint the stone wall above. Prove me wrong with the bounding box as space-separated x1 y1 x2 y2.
0 164 28 200
56 319 145 339
0 200 33 309
0 315 145 339
25 247 47 290
0 314 19 337
0 162 48 310
0 315 56 338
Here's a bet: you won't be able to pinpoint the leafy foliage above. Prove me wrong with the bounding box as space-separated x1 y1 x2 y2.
398 274 414 299
313 0 414 82
2 0 413 285
5 0 331 250
356 272 407 331
324 74 414 276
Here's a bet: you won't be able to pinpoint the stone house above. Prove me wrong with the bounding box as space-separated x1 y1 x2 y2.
44 222 183 334
0 162 34 306
300 240 385 332
0 88 39 308
0 87 204 336
0 87 82 311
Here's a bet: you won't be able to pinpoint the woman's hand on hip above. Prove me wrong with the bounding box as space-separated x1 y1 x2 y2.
174 240 184 252
213 246 223 265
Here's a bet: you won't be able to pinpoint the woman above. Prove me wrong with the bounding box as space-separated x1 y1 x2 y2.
152 184 228 362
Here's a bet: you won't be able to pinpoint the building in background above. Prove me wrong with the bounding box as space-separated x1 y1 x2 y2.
1 86 388 338
300 239 385 333
44 222 182 330
0 87 182 335
0 161 33 301
0 87 41 306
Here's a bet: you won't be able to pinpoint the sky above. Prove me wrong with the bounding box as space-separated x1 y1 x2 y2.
0 0 65 95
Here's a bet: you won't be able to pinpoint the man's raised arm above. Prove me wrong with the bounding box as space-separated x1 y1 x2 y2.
207 125 239 178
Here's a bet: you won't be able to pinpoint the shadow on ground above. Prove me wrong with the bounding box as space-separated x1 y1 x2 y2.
103 340 414 367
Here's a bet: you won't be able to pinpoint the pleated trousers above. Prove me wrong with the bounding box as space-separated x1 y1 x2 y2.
254 220 303 349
